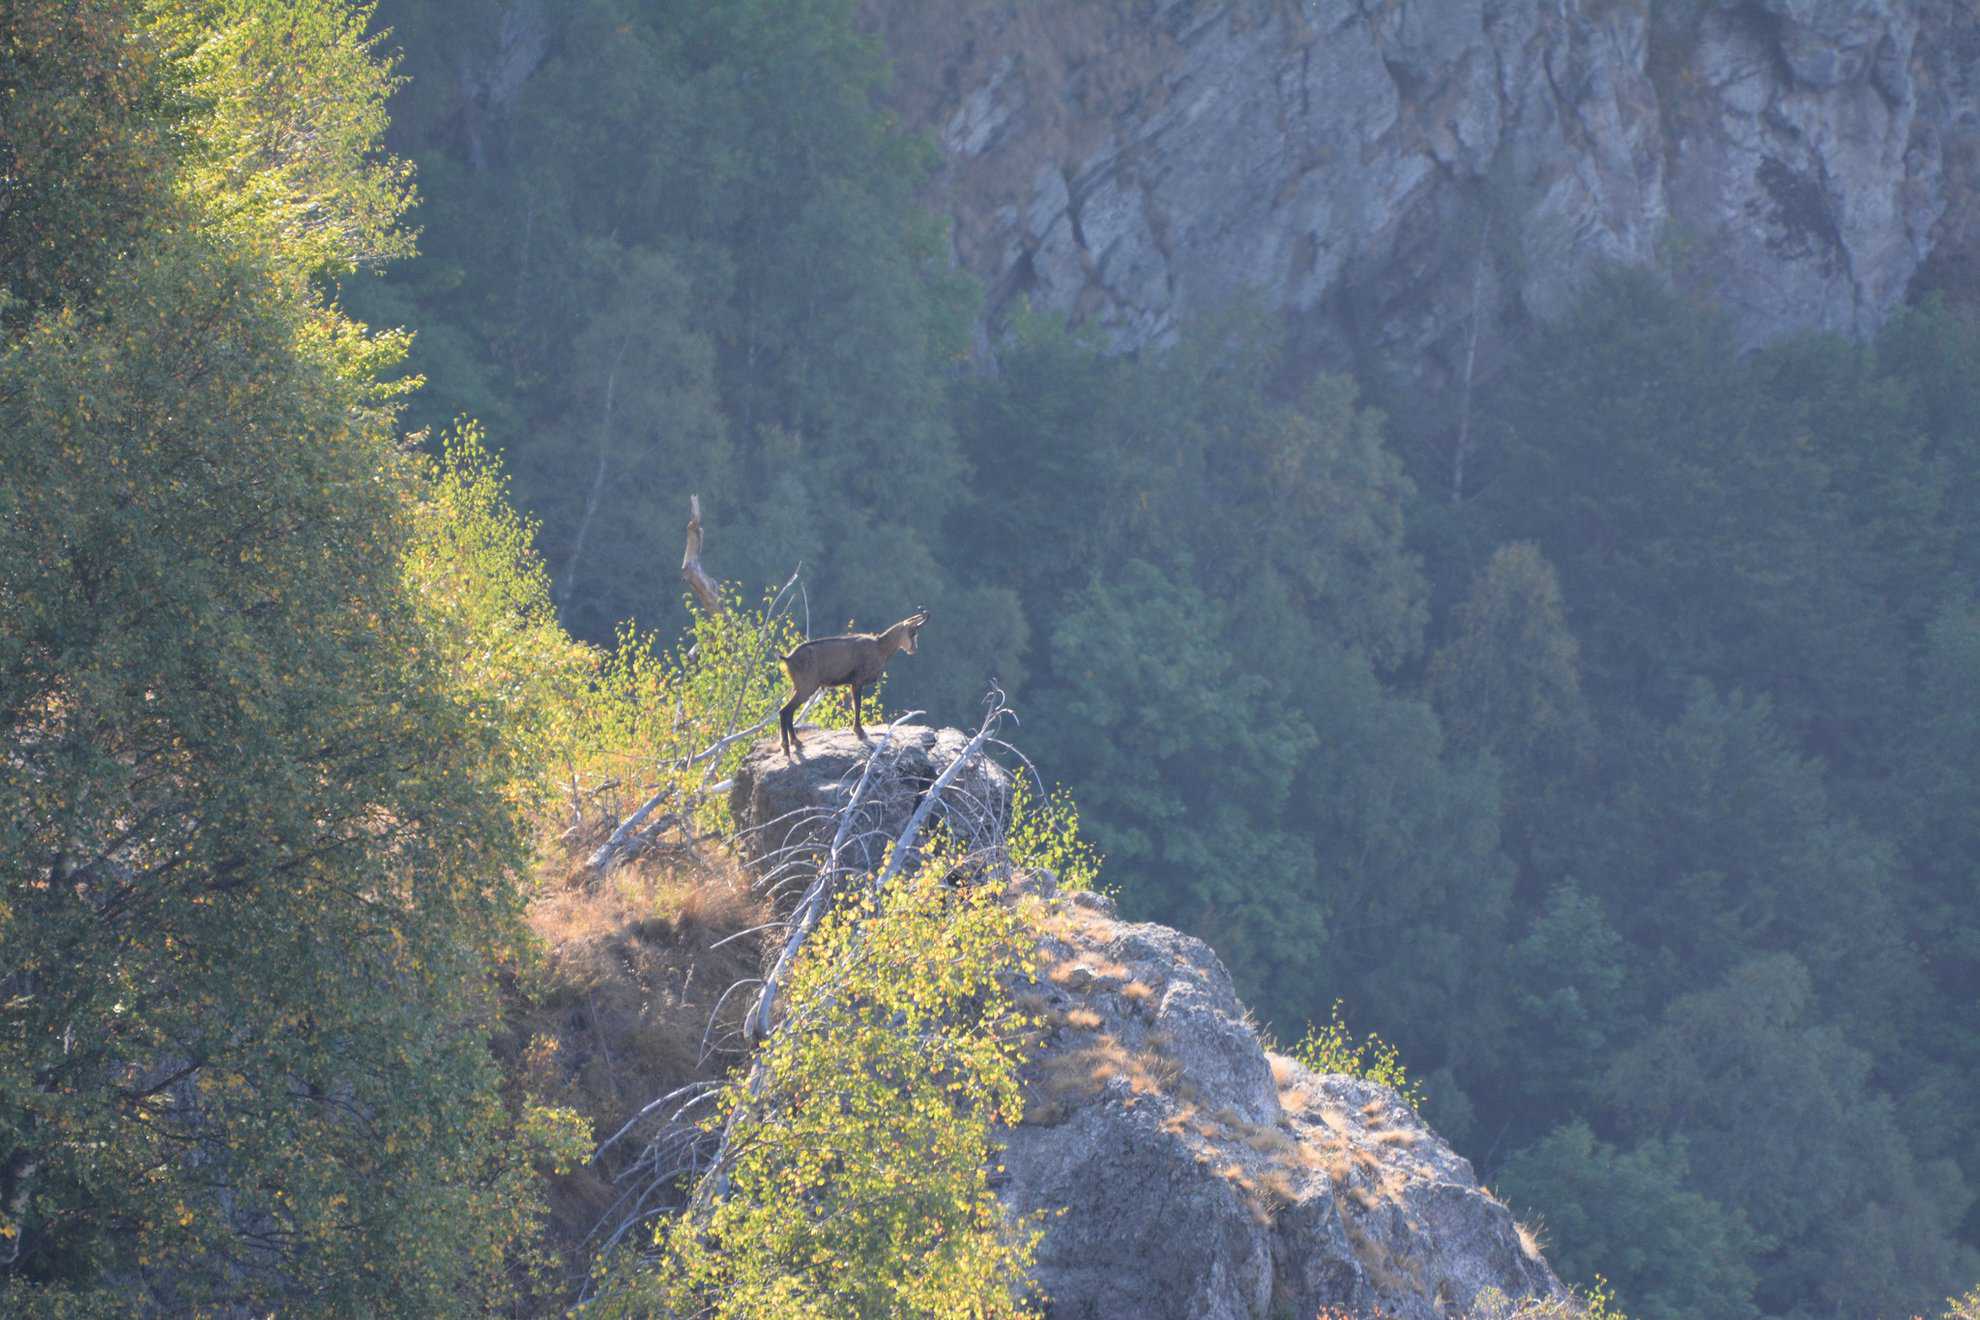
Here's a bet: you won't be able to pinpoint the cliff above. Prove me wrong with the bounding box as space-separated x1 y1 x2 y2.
863 0 1980 386
730 727 1574 1318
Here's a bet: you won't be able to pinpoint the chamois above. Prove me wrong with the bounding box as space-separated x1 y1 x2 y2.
779 608 929 758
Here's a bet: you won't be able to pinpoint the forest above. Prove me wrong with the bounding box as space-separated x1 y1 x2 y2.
3 0 1979 1316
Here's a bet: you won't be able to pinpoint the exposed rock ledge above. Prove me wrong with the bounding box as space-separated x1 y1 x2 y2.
732 726 1572 1318
864 0 1980 391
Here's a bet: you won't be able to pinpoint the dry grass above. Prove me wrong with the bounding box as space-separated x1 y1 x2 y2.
1022 997 1196 1130
1038 897 1113 937
1268 1053 1299 1090
1028 1028 1182 1124
1253 1168 1296 1221
1012 990 1053 1019
1375 1129 1414 1148
1208 1160 1285 1226
1119 979 1155 1004
1045 953 1135 990
1515 1218 1547 1261
496 847 778 1284
1239 1122 1297 1160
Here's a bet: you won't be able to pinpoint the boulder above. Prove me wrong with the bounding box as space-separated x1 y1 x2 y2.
1003 882 1570 1319
727 724 1013 876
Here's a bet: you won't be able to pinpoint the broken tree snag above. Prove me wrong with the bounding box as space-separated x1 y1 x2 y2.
680 494 724 615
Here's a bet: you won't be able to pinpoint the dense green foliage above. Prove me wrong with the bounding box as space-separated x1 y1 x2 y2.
357 1 1980 1309
0 2 565 1310
371 0 1980 1297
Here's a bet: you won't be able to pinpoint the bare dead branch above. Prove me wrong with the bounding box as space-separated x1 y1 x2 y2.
744 713 918 1044
680 494 724 614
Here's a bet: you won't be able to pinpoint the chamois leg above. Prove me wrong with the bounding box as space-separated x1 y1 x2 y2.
781 692 804 759
851 684 868 742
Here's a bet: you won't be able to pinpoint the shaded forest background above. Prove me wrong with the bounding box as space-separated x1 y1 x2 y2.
350 3 1980 1316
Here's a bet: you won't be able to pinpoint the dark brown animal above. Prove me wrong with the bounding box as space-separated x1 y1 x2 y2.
778 608 929 757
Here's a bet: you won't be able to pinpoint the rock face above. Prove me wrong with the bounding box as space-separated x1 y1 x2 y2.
730 728 1571 1318
865 0 1980 385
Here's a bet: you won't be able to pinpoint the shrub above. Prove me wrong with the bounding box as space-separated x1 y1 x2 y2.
1288 1001 1425 1113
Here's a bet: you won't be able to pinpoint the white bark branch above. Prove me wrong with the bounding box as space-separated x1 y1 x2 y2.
743 714 916 1044
680 494 724 614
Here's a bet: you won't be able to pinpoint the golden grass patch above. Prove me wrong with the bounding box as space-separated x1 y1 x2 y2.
1268 1053 1299 1089
504 848 777 1291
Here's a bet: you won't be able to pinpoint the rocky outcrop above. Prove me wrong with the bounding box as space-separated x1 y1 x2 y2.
865 0 1980 387
731 729 1571 1318
1009 879 1567 1319
728 723 1012 872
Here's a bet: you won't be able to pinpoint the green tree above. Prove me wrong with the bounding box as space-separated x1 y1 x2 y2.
0 2 548 1307
1602 956 1976 1318
1486 883 1633 1120
1428 540 1592 891
0 0 175 321
594 868 1040 1318
1030 559 1322 1010
0 229 531 1319
1495 1122 1762 1320
1293 652 1510 1069
1579 685 1916 1030
1869 297 1980 604
1429 542 1589 786
952 310 1134 606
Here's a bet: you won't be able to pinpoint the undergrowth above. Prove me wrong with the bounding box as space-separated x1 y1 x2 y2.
1287 1000 1426 1114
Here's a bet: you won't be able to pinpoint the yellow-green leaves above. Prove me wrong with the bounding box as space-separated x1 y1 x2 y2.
604 861 1042 1318
155 0 415 280
1006 778 1104 895
1287 1000 1424 1114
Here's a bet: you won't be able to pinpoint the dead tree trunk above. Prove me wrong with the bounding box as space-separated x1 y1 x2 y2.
680 494 724 615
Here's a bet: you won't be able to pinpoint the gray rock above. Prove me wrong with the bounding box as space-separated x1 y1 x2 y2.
869 0 1976 391
727 724 1012 875
1003 891 1570 1318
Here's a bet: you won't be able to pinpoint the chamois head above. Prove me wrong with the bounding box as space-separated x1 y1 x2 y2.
892 606 931 655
